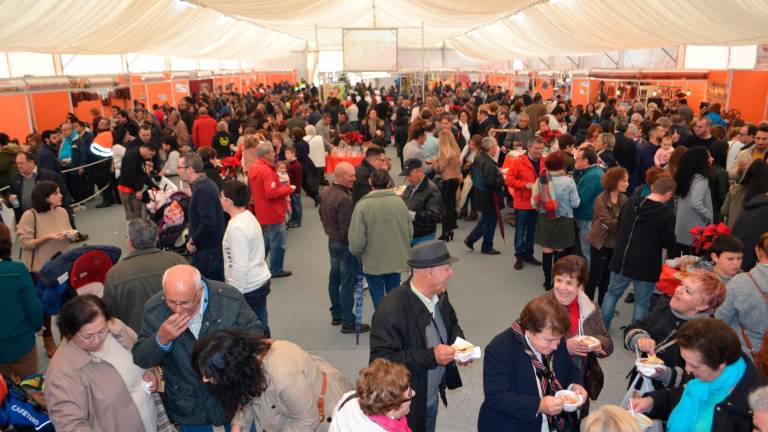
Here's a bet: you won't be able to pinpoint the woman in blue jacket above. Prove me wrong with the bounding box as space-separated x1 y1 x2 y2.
0 222 43 378
479 295 587 432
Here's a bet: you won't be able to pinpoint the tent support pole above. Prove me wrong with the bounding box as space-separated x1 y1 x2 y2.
660 47 677 64
421 21 425 99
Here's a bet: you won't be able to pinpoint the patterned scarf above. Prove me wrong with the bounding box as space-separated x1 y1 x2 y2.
510 321 566 431
532 169 559 219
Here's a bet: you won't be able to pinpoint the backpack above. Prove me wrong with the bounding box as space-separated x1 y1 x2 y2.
740 272 768 376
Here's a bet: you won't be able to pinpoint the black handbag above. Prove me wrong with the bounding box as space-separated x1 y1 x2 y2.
583 352 605 400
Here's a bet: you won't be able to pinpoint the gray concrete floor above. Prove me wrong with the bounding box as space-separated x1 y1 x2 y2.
35 147 638 431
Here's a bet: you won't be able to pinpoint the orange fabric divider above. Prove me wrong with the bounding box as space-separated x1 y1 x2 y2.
172 80 190 104
534 77 554 100
728 70 768 124
73 99 103 123
0 94 31 141
146 82 173 108
30 91 70 131
131 84 147 106
571 79 589 107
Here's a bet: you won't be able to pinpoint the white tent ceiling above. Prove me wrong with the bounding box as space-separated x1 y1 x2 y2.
1 0 767 63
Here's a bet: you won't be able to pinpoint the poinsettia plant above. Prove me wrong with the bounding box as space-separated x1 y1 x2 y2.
539 129 561 151
219 156 241 180
690 223 731 257
341 131 363 146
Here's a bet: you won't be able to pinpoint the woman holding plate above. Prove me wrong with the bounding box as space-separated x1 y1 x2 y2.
624 269 725 390
546 255 613 407
479 295 587 431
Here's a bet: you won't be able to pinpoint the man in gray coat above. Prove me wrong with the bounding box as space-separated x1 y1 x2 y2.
401 158 442 246
132 264 262 429
103 218 187 333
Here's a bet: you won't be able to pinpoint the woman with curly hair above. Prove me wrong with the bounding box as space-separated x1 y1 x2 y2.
192 329 352 432
330 358 414 432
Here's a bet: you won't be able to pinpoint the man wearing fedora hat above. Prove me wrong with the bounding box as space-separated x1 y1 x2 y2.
400 158 442 246
370 240 466 432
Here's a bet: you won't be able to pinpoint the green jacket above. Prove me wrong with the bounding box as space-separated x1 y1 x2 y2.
0 260 42 363
132 279 263 426
349 189 413 275
574 164 604 221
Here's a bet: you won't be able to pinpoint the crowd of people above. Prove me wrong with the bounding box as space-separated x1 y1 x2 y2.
1 78 768 432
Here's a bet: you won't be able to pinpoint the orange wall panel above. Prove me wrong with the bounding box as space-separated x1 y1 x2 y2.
131 84 147 106
73 99 104 123
172 80 190 105
30 91 70 131
571 79 589 107
146 82 173 108
0 94 32 141
728 70 768 124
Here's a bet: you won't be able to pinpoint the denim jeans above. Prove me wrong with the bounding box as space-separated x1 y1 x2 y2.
514 209 537 258
366 273 401 309
575 219 592 269
466 211 497 252
425 396 439 432
190 247 224 282
328 240 357 326
262 223 287 274
243 281 271 338
411 232 437 246
289 194 302 225
600 271 656 329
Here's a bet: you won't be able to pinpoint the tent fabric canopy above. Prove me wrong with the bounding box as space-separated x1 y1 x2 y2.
0 0 305 59
0 0 767 62
447 0 768 60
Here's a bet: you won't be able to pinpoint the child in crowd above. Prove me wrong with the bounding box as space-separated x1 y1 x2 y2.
654 132 674 168
709 234 744 283
284 146 303 228
276 160 293 222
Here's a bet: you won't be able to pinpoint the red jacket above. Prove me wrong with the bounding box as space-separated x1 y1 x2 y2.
192 114 217 149
504 153 545 210
248 158 293 225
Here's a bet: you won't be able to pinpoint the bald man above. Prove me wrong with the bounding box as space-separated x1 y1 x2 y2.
132 264 262 429
319 162 369 333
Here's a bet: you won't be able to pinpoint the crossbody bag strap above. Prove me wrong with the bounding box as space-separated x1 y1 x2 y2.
739 272 768 353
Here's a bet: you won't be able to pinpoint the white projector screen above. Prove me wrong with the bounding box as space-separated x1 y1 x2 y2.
343 28 398 72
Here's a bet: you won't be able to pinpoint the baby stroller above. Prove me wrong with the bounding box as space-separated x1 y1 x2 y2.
0 374 54 431
150 190 191 255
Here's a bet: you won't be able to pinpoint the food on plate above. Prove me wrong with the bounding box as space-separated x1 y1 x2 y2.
639 355 664 365
452 341 475 355
576 335 600 346
557 392 579 404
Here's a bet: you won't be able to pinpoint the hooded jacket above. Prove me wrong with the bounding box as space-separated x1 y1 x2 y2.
732 195 768 271
609 195 676 282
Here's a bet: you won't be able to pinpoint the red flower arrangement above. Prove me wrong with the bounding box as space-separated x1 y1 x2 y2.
690 223 731 256
219 156 241 180
539 129 561 150
341 131 363 145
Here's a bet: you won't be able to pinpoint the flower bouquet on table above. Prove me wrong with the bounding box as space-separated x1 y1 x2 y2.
339 131 363 152
539 129 561 154
690 223 731 257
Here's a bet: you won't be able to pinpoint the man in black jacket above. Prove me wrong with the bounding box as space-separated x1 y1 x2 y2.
117 141 155 220
351 146 387 204
400 159 442 245
464 137 502 255
613 120 638 189
600 176 676 330
370 240 465 432
179 152 226 281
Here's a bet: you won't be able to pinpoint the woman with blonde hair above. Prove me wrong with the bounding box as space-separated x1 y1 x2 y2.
581 405 641 432
435 130 462 241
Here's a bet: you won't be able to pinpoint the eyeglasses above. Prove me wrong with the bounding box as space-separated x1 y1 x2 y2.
177 165 188 170
77 327 109 343
165 290 201 309
398 388 416 404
